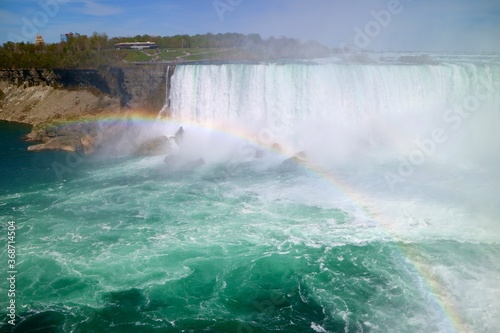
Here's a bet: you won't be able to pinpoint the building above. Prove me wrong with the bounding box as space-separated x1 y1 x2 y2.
35 35 45 46
60 33 74 43
114 41 157 50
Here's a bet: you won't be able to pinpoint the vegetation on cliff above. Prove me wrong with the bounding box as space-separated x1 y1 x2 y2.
0 32 331 69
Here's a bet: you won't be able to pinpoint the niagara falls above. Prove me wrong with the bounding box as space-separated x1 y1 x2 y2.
1 1 500 333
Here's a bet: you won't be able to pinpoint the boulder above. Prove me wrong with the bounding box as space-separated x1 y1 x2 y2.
164 154 177 165
174 126 184 145
80 134 100 155
281 151 307 168
134 135 171 156
27 137 80 152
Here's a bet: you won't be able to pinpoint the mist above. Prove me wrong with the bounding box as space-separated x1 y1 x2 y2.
164 61 499 168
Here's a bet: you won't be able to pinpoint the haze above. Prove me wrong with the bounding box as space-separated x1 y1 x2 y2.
1 0 499 52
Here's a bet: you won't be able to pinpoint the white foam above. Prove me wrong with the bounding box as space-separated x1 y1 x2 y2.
168 63 500 168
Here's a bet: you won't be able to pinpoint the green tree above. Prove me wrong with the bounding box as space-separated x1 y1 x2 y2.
90 32 108 51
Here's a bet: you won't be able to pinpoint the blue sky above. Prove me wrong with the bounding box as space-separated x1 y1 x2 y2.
1 0 499 52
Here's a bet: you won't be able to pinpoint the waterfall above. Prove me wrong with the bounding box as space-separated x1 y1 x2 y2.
157 64 176 118
164 61 500 165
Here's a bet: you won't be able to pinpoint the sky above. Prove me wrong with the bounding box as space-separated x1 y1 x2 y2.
1 0 500 52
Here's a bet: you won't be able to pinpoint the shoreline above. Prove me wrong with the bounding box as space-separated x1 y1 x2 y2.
0 81 120 153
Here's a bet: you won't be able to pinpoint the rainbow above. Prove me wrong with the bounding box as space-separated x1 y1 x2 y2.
51 111 467 332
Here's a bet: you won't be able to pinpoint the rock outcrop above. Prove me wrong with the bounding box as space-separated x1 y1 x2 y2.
0 64 172 112
0 82 119 125
134 135 171 156
0 64 175 153
174 126 184 145
24 122 107 154
281 151 308 169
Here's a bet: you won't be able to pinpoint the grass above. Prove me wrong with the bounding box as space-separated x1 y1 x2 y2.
119 47 326 63
123 50 153 62
120 48 244 63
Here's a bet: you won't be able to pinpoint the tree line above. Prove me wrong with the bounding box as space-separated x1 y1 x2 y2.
0 32 332 69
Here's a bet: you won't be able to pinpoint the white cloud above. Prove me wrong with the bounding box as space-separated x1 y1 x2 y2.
0 9 19 25
67 0 123 16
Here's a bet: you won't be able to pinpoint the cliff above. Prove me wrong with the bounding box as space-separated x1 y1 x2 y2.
0 81 119 125
0 64 173 153
0 64 171 113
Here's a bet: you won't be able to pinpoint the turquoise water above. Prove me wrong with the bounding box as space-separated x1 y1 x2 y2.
2 59 500 332
1 120 499 333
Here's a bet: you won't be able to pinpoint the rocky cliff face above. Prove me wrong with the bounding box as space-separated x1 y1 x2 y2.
100 64 171 111
0 64 172 113
0 68 111 93
0 79 119 126
0 64 174 153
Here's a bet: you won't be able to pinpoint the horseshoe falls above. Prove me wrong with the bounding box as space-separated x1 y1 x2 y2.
1 56 500 333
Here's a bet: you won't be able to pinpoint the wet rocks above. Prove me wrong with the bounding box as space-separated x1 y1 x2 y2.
133 135 171 156
25 122 104 155
27 137 81 153
281 151 307 168
174 126 184 145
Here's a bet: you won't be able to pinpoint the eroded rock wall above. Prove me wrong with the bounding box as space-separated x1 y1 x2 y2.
0 64 171 114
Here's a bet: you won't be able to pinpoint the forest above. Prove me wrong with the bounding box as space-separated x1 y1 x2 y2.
0 32 332 68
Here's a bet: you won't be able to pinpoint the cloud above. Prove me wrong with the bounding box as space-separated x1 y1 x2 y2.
68 0 123 16
0 9 19 25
